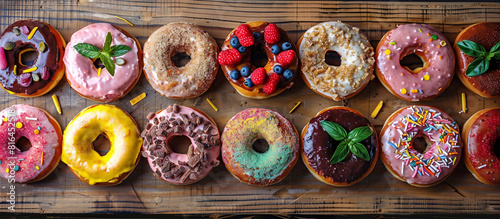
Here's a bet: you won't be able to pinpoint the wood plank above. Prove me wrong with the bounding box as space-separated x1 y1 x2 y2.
0 0 499 215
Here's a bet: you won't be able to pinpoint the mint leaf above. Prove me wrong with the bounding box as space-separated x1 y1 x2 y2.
347 126 373 143
100 53 115 76
73 43 101 58
489 41 500 54
349 142 370 161
109 45 132 57
320 121 347 141
330 141 349 164
493 51 500 60
466 57 489 77
103 32 112 52
457 40 487 57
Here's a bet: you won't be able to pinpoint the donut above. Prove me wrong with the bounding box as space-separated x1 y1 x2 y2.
0 19 65 97
298 21 375 101
221 108 300 186
219 21 299 99
64 23 142 103
375 24 455 101
380 105 462 187
0 104 62 183
141 104 221 185
301 107 378 186
462 107 500 186
454 22 500 98
143 22 218 99
61 105 142 185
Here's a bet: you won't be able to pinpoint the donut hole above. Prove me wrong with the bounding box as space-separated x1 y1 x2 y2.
168 135 191 154
326 137 341 159
490 59 500 71
494 138 500 158
325 50 342 66
252 138 269 154
400 53 424 73
412 136 431 154
93 58 105 69
92 134 111 156
170 51 191 67
16 44 38 67
251 45 268 68
16 137 32 152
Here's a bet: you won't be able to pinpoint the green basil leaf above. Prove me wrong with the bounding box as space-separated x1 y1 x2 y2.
466 57 489 77
457 40 487 57
330 141 349 164
109 45 132 57
73 43 101 58
489 41 500 54
103 32 112 52
100 53 115 76
349 142 370 161
492 51 500 60
320 121 347 141
347 126 373 143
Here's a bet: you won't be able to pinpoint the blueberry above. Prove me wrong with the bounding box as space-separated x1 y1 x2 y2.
283 69 294 80
230 70 241 80
238 46 247 53
240 66 251 77
244 78 254 87
230 36 241 48
271 45 281 55
273 65 283 74
282 42 292 51
253 32 261 43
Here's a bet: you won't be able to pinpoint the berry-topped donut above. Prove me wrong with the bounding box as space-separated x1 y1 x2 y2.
64 23 142 103
298 21 375 101
380 106 462 187
376 24 455 101
0 19 65 97
219 21 299 99
454 22 500 98
462 108 500 186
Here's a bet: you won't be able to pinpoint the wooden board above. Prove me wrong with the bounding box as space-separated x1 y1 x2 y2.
1 0 500 215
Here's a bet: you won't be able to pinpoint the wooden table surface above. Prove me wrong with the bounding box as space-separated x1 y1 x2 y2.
1 0 500 215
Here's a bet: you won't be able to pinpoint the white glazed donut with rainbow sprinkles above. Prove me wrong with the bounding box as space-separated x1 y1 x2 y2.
380 105 462 187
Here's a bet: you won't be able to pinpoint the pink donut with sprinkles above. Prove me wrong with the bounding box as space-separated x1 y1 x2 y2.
375 24 455 101
0 104 62 183
380 105 462 187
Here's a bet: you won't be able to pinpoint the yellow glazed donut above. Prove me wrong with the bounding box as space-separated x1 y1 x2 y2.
61 105 142 185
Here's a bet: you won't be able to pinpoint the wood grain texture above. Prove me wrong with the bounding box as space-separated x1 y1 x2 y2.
0 0 500 215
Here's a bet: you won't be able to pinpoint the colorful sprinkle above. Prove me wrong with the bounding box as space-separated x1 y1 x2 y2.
39 42 46 52
5 168 9 173
3 117 8 122
13 64 17 75
423 75 430 81
418 28 422 33
438 56 442 59
36 166 40 170
23 66 37 73
400 88 407 95
13 165 19 171
97 67 102 76
115 16 134 27
289 101 302 114
16 122 23 129
130 92 146 106
52 94 62 114
460 92 467 114
411 89 418 93
390 41 396 45
0 160 2 164
27 26 38 40
26 117 37 120
431 34 438 40
41 152 44 165
387 56 391 60
371 101 383 118
206 98 218 112
440 41 447 47
37 126 41 130
34 129 40 135
477 164 486 169
385 49 391 55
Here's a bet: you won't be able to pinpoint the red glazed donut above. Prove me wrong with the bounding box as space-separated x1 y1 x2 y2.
380 105 462 187
141 104 221 185
375 24 455 101
0 19 65 97
219 21 299 99
0 104 62 183
454 22 500 98
462 107 500 186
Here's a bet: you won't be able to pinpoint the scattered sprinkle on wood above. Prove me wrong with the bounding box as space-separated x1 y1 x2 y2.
115 16 134 26
206 98 218 112
289 101 301 114
459 92 467 114
52 94 62 114
130 93 146 106
371 101 383 118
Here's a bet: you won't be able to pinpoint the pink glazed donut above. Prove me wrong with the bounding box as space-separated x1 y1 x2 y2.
64 23 142 103
141 104 221 185
0 104 62 183
375 24 455 101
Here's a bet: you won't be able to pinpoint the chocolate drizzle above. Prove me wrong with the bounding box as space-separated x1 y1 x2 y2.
303 108 377 183
0 20 61 95
141 104 220 184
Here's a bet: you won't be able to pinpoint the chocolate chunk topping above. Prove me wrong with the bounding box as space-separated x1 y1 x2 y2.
159 116 165 122
179 169 192 183
153 117 159 125
162 161 172 172
189 172 197 180
190 112 198 118
196 117 203 125
181 114 190 125
163 172 173 179
173 126 182 134
141 151 148 158
172 104 180 113
201 151 208 162
154 139 163 145
146 112 156 120
166 105 173 113
188 155 201 168
160 122 169 129
155 169 161 177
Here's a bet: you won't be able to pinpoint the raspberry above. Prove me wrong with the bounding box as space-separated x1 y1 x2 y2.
235 24 254 47
277 50 296 67
262 73 279 94
250 67 266 85
41 67 50 80
18 73 32 87
218 49 241 66
264 23 281 44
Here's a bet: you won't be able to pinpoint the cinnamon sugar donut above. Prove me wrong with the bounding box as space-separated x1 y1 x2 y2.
143 22 218 99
